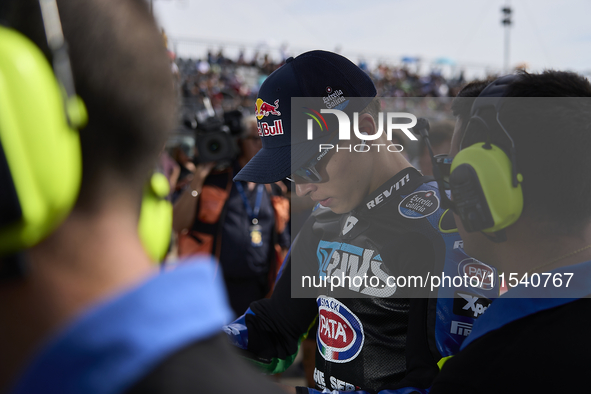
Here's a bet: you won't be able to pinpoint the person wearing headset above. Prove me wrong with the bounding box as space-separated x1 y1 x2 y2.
0 1 288 393
429 71 591 393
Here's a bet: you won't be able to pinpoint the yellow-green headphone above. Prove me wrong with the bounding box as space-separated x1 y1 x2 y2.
138 172 173 262
0 6 171 266
0 25 84 256
449 75 524 235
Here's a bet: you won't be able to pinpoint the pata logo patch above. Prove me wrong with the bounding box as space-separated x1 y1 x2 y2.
316 296 364 363
457 259 495 290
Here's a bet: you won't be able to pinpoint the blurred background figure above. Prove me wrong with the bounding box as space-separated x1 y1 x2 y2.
157 148 181 198
170 138 198 195
172 114 289 316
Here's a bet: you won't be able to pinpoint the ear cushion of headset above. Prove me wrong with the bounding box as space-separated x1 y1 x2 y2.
451 143 523 233
449 163 495 232
0 27 82 255
138 173 172 263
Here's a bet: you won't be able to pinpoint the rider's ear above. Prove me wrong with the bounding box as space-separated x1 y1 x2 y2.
357 113 377 136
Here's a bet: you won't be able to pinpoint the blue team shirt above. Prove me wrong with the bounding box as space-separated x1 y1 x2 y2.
9 258 233 394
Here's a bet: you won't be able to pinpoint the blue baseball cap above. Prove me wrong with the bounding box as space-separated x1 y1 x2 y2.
234 50 377 183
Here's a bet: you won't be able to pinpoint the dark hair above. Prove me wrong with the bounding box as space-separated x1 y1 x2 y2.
502 71 591 233
451 79 493 145
452 80 494 117
505 70 591 98
7 0 176 212
465 71 591 234
360 97 382 123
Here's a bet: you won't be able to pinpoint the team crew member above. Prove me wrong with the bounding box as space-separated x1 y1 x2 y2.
429 72 591 393
224 51 497 393
0 0 289 393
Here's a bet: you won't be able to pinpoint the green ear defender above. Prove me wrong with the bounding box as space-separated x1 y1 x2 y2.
1 0 173 265
450 142 523 233
449 75 524 235
138 173 173 263
0 26 85 256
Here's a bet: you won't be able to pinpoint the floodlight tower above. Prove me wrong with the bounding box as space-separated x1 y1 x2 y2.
501 4 513 74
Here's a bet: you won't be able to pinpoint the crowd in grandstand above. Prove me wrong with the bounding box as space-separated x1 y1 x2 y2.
172 48 494 118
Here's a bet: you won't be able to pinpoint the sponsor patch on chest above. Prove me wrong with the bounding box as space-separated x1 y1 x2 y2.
316 241 396 297
457 258 495 290
316 296 364 363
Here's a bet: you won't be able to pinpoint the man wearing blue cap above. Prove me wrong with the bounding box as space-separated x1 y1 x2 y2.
226 50 492 393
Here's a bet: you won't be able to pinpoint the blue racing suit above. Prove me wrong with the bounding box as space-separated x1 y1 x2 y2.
224 168 498 393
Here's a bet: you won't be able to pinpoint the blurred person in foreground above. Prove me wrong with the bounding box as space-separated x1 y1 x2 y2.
224 50 496 394
173 115 289 316
0 0 288 393
429 71 591 393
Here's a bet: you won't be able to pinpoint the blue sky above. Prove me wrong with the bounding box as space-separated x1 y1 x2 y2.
153 0 591 79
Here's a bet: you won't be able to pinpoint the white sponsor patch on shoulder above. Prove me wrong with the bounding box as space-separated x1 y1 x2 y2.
398 190 439 219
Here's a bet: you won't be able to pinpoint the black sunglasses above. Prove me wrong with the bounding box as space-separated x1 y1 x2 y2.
287 134 340 183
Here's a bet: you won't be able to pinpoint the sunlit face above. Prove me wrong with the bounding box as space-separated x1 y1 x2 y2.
294 142 375 214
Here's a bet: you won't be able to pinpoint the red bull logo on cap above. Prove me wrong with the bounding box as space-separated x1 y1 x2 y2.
255 98 281 120
257 120 284 137
316 296 364 363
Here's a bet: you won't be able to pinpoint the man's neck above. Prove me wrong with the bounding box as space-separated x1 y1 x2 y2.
0 201 155 391
367 143 414 195
482 219 591 279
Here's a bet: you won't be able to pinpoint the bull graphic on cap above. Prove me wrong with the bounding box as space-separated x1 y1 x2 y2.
255 98 281 120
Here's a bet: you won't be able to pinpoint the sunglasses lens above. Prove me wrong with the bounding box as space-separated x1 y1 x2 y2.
292 142 337 183
294 167 321 183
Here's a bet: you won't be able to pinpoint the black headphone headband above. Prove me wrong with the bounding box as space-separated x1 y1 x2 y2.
463 74 523 187
469 74 523 116
447 74 525 236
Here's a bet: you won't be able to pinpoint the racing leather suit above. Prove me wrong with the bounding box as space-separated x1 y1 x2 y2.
224 167 498 393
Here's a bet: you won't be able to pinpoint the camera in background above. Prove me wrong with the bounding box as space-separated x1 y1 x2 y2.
174 96 245 168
